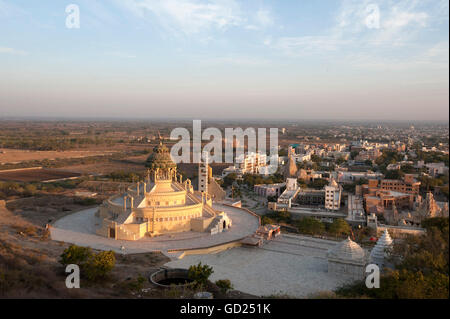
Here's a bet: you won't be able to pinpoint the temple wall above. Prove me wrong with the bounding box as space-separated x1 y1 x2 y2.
191 216 215 232
119 222 148 240
133 204 204 234
96 219 116 238
328 260 365 281
152 218 192 234
145 191 187 207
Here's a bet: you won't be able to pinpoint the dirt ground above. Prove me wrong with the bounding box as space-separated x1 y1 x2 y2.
0 168 82 182
0 148 117 165
0 203 171 298
6 195 99 226
60 156 147 175
0 196 257 299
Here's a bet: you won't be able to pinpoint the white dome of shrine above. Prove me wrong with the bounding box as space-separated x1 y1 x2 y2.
327 237 366 264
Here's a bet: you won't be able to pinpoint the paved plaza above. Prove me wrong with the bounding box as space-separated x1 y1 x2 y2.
50 204 260 255
51 204 358 297
166 234 356 298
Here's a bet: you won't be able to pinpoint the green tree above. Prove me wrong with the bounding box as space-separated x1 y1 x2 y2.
308 178 328 189
384 170 405 180
297 217 325 235
364 159 372 166
328 218 351 237
335 217 449 299
215 279 233 294
60 245 93 266
60 245 115 282
336 157 346 165
223 173 237 188
84 251 116 281
188 262 214 288
311 155 322 163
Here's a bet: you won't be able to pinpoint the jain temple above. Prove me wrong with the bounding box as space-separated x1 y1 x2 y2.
96 140 232 240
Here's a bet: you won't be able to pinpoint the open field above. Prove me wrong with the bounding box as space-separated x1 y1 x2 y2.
0 148 116 164
59 155 147 175
0 167 81 182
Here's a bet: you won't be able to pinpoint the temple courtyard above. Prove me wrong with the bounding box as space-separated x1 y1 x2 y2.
50 203 259 256
51 204 358 297
166 234 356 298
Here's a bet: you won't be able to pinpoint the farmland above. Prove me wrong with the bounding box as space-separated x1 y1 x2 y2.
0 168 81 182
0 148 116 165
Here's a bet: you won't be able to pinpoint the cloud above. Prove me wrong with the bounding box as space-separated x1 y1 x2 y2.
267 0 446 56
267 36 347 57
346 40 449 71
423 41 449 64
0 0 26 18
255 8 274 27
117 0 243 35
384 10 428 28
202 55 270 66
106 51 137 59
245 7 274 31
0 47 27 56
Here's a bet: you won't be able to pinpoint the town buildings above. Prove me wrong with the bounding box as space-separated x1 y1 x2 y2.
221 152 277 177
254 183 285 198
362 174 421 196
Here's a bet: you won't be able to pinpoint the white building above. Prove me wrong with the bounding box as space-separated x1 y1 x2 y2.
235 151 267 174
294 152 312 163
222 151 276 176
275 178 300 210
254 183 285 198
337 171 383 183
324 179 341 211
327 237 367 280
346 195 366 225
198 152 209 193
370 230 393 271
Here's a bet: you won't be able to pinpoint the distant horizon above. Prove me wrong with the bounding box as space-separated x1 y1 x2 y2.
0 115 448 125
0 1 448 121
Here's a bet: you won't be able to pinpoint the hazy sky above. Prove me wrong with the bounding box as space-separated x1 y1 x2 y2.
0 0 448 121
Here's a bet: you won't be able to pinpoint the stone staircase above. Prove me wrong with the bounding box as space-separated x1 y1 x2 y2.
206 216 224 235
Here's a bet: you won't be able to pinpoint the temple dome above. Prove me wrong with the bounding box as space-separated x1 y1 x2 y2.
328 237 366 264
145 141 177 170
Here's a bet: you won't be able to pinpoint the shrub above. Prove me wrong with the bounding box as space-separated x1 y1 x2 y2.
59 245 115 282
84 251 116 281
188 262 214 288
297 217 325 235
74 197 98 206
261 216 275 225
328 218 351 237
60 245 93 266
215 279 233 294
